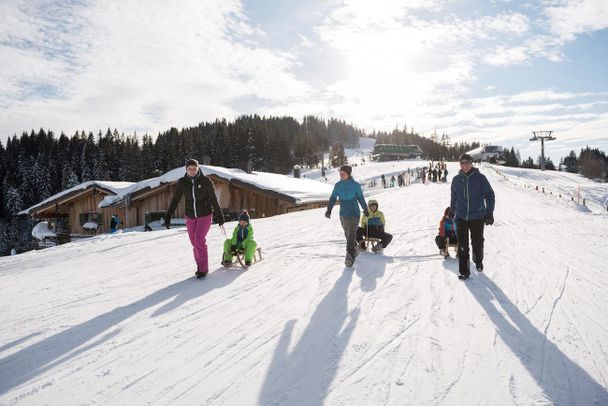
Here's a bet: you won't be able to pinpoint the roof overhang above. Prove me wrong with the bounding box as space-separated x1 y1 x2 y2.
26 185 117 217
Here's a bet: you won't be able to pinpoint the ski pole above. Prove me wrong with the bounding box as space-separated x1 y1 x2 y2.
220 224 227 237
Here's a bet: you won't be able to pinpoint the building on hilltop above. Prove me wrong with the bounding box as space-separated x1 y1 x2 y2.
466 145 505 163
371 144 423 161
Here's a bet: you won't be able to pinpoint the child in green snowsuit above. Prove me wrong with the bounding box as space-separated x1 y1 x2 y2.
222 210 257 266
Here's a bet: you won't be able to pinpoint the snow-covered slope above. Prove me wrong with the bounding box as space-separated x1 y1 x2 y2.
489 164 608 214
1 164 608 405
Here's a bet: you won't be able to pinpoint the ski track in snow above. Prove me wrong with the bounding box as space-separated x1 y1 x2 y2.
1 162 608 405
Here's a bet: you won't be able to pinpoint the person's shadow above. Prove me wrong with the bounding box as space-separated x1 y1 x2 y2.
258 269 358 405
354 253 393 292
443 262 608 405
0 268 244 395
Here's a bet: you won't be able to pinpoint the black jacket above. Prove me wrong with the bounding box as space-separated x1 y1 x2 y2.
165 170 224 224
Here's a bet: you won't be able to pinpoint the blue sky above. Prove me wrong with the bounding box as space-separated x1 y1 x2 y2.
1 0 607 162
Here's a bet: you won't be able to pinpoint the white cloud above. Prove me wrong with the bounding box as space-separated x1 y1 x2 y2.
544 0 608 41
0 0 311 137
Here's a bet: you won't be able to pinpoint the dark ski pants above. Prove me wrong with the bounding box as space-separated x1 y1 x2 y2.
356 227 393 248
456 218 484 275
340 216 359 259
435 235 458 250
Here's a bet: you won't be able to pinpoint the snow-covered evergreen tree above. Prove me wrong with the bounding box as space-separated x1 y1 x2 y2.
4 182 23 215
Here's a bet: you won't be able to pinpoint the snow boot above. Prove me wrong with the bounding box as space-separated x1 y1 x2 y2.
221 260 232 267
195 269 209 278
245 260 252 267
458 273 469 280
372 243 383 253
476 262 483 272
439 248 449 258
345 252 354 267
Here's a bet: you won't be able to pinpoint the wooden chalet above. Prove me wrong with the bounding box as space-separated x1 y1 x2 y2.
103 165 333 229
19 181 135 242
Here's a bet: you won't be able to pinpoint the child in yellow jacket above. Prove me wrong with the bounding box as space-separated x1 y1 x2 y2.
356 199 393 251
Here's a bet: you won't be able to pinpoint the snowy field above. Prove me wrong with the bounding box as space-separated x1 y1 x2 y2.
489 165 608 214
1 158 608 405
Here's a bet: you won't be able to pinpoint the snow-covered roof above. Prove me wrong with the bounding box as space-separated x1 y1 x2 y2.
19 181 135 215
201 165 334 204
101 165 334 207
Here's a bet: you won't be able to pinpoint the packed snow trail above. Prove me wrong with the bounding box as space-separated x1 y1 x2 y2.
1 163 608 405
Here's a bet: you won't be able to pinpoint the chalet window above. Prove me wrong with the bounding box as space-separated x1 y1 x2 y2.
144 210 166 225
79 212 103 227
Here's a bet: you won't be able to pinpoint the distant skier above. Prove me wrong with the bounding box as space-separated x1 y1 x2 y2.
164 159 225 278
325 165 368 267
435 206 457 257
357 199 393 252
450 153 495 280
222 210 257 267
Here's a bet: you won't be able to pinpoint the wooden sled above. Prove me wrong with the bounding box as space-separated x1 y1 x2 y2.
221 247 263 268
441 237 459 258
357 237 384 254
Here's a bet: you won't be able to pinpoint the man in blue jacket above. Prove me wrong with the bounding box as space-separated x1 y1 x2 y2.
450 153 495 280
325 165 368 267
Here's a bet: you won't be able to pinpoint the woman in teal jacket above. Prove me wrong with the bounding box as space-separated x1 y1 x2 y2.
325 165 368 267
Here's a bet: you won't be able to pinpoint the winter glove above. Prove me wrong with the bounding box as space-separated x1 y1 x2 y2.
164 218 170 229
325 210 331 219
214 214 225 226
363 209 369 217
484 215 494 226
230 245 237 254
448 207 455 218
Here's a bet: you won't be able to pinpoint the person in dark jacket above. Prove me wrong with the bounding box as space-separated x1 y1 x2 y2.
450 153 495 279
325 165 368 267
110 214 121 233
164 159 224 277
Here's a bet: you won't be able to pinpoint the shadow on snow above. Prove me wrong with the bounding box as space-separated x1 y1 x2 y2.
0 268 243 395
443 261 608 404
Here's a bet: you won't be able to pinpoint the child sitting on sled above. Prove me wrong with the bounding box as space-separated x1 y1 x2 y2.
435 206 458 257
222 210 257 266
356 199 393 252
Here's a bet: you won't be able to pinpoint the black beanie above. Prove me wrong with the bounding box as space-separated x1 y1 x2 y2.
185 158 199 167
459 153 473 163
238 210 250 223
339 165 352 176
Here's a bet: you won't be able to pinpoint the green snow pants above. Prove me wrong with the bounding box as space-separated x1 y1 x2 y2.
223 239 257 262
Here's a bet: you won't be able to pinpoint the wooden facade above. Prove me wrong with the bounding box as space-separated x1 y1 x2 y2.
113 175 328 228
118 183 186 229
24 173 329 242
26 185 126 236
